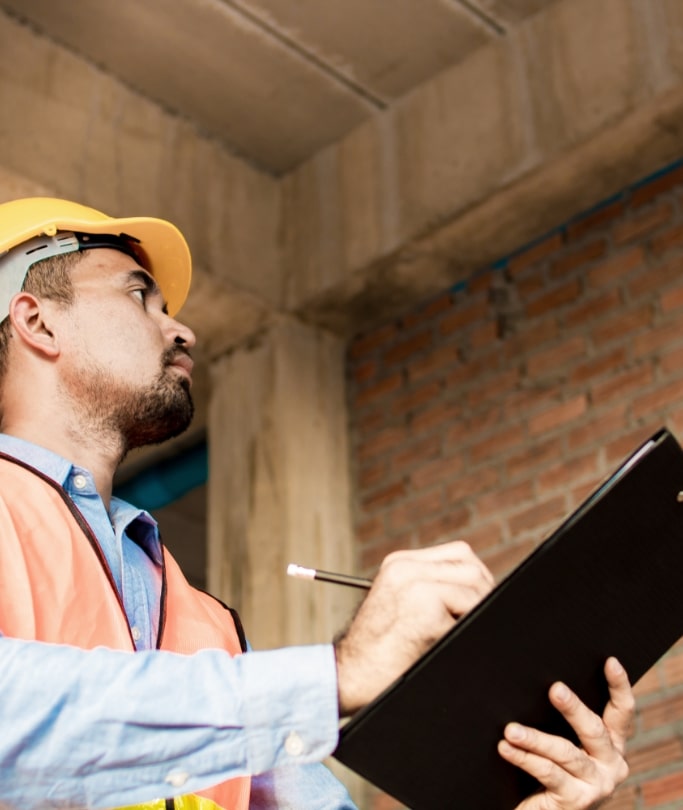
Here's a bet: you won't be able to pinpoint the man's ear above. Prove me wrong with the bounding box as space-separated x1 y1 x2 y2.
8 293 61 359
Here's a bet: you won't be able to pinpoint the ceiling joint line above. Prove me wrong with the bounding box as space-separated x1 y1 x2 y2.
449 0 507 36
221 0 387 110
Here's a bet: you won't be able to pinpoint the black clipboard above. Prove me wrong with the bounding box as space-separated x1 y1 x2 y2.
334 428 683 809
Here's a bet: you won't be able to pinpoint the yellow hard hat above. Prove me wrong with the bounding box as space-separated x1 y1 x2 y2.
0 197 191 317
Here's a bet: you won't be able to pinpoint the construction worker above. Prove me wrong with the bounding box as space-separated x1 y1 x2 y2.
0 197 633 809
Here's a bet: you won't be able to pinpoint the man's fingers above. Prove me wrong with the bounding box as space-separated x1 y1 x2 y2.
383 540 495 589
601 657 635 754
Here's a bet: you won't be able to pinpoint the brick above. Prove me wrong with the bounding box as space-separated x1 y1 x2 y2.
354 372 402 408
468 267 495 294
407 343 460 383
469 320 498 350
358 459 389 490
613 201 674 245
476 480 534 519
601 785 637 810
357 425 408 462
359 534 411 573
632 664 662 698
417 505 471 545
642 769 683 807
393 380 442 416
361 480 407 511
525 279 581 319
504 319 559 360
508 495 566 536
483 539 537 580
467 368 520 409
516 273 546 300
356 514 385 544
569 347 627 386
662 650 683 686
466 407 506 438
506 437 563 480
549 238 607 277
591 366 653 405
392 435 441 471
565 199 625 241
605 426 660 466
439 299 489 336
632 321 683 360
446 356 495 389
446 466 500 503
352 359 378 384
410 401 461 436
628 255 683 300
661 282 683 313
388 489 443 532
651 221 683 257
587 246 645 288
400 291 453 330
564 289 622 330
537 452 598 495
592 305 652 347
566 403 628 448
410 453 465 491
349 323 397 360
632 378 683 420
527 336 587 378
470 425 525 464
570 474 609 508
382 330 433 366
529 395 587 436
631 164 683 208
508 232 564 276
458 521 503 554
630 737 683 776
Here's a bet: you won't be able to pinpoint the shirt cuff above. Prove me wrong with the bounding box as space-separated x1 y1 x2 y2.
236 644 340 774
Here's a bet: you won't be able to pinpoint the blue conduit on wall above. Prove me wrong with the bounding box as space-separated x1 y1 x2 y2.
113 442 208 511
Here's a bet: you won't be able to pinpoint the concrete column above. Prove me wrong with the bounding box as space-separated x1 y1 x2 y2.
207 315 358 649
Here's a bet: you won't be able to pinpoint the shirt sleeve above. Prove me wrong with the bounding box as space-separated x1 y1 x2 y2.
0 635 348 810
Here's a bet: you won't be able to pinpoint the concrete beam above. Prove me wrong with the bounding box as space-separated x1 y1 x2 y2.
282 0 683 335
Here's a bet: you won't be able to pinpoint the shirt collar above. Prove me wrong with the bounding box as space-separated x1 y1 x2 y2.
0 433 162 563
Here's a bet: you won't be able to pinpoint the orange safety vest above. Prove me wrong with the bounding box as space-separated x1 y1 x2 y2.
0 453 251 810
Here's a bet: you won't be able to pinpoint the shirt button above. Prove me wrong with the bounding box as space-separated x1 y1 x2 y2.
131 626 141 641
72 474 87 490
284 731 305 757
165 771 190 788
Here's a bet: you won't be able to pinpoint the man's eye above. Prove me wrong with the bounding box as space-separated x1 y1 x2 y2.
132 289 146 304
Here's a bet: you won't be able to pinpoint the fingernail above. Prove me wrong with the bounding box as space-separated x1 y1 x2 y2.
609 657 624 674
554 683 570 702
506 723 525 742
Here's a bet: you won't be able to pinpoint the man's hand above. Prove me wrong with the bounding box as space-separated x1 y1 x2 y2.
334 541 494 715
499 657 634 810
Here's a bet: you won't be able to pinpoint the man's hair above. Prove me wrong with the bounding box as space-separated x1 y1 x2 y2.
0 251 83 382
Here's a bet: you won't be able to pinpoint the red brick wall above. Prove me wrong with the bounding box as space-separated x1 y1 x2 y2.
346 161 683 809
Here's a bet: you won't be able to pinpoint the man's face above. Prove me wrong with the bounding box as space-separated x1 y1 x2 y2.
55 248 196 452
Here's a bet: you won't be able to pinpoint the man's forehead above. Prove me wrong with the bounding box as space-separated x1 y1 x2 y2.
72 248 164 299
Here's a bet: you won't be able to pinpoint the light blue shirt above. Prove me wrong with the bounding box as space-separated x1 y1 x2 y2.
0 434 357 810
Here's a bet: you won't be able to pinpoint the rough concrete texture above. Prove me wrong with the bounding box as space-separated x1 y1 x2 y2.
284 0 683 335
207 316 357 649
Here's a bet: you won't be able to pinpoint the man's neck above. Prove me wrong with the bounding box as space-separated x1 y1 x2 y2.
0 422 121 508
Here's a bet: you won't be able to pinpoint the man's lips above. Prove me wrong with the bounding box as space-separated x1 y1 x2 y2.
167 353 194 379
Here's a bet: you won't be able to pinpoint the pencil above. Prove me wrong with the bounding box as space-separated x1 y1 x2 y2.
287 563 372 590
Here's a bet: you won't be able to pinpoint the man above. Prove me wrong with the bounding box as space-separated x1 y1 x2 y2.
0 196 633 810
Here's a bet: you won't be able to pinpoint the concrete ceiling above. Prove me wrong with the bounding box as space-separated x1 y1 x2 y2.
0 0 557 174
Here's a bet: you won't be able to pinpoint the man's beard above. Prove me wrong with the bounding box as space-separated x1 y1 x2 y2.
63 346 195 454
